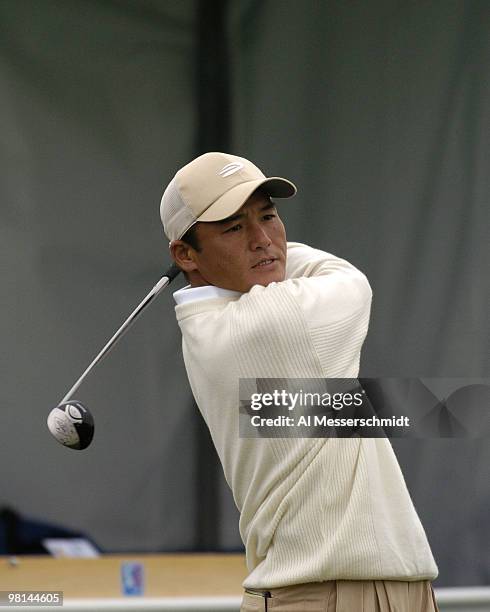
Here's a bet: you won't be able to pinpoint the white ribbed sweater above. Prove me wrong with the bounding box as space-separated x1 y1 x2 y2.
175 242 438 588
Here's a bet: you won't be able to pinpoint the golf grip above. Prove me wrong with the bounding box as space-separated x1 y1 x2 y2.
59 262 182 404
164 262 182 282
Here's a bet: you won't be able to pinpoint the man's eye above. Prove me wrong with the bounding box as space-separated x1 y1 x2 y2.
263 214 276 221
225 224 242 233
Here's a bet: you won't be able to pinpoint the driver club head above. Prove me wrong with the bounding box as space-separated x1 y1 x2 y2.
47 401 94 450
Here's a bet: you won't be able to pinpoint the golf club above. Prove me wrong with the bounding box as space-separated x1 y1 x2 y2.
47 262 181 450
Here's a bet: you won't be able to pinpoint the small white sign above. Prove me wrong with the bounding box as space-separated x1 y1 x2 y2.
42 538 100 558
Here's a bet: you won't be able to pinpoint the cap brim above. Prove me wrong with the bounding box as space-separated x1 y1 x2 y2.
197 177 297 223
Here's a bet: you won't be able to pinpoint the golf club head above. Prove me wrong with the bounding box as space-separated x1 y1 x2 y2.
47 401 94 450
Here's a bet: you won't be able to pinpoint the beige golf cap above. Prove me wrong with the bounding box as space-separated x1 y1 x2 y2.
160 152 297 241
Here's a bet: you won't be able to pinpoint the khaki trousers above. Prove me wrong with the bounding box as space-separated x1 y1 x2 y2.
241 580 439 612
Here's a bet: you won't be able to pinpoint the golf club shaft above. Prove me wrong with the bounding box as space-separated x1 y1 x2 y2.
60 263 181 404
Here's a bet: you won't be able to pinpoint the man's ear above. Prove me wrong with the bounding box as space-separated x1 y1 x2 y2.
170 240 198 273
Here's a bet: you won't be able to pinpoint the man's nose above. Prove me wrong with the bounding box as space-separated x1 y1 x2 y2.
249 224 272 249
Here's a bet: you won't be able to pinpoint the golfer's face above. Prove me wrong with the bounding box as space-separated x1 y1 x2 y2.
192 191 287 293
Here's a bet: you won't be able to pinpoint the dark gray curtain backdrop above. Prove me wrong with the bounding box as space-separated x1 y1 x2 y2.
1 0 488 587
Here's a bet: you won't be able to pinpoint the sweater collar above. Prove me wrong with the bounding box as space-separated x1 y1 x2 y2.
173 284 242 305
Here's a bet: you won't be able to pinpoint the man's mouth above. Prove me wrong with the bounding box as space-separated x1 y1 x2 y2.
252 258 277 268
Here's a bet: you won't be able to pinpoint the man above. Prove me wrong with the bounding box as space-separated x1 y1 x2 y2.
160 152 439 611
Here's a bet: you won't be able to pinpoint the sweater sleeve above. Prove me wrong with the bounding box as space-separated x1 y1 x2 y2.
231 242 372 379
285 241 367 279
282 241 372 326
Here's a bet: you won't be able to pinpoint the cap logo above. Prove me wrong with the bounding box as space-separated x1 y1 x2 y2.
218 162 244 178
